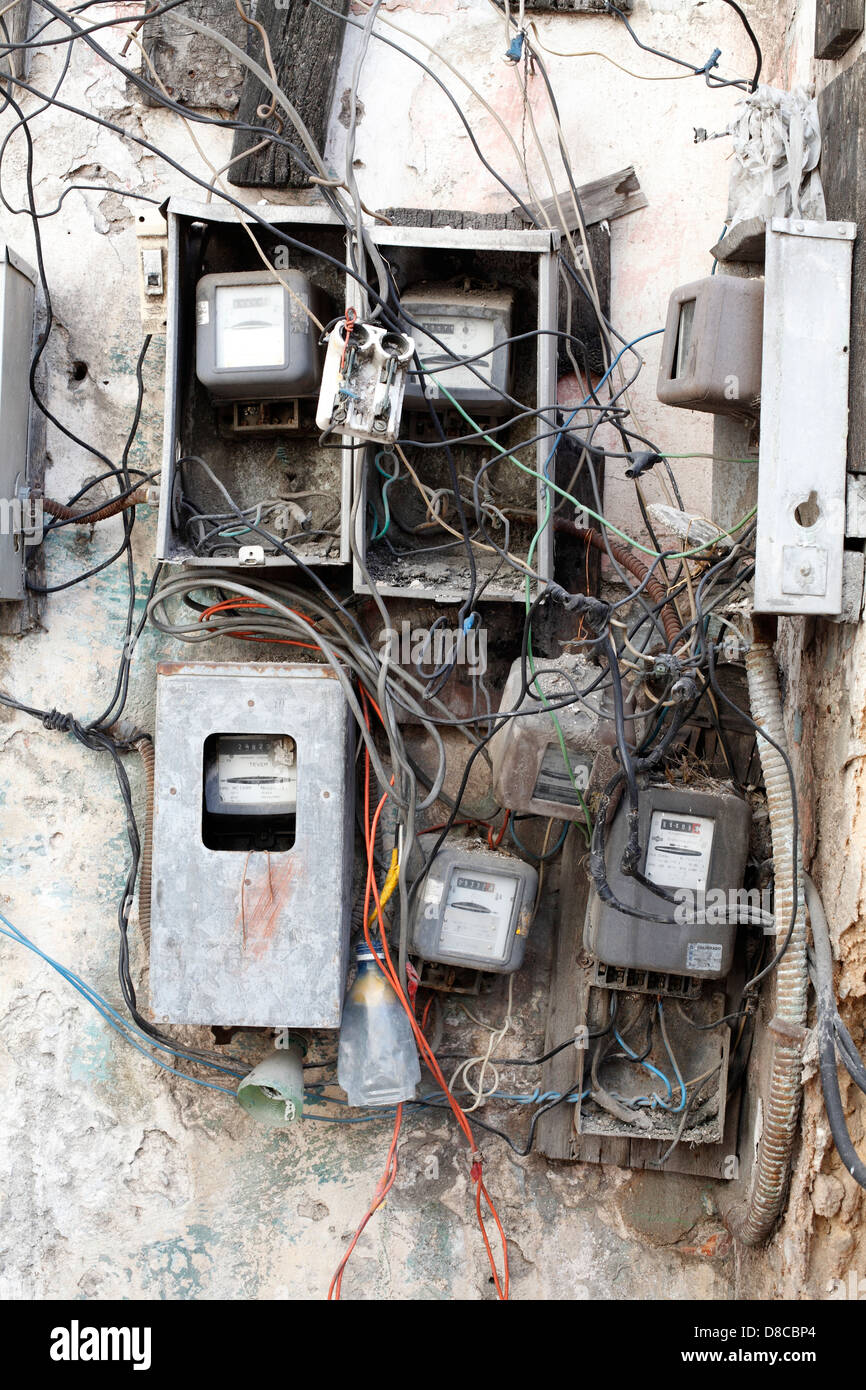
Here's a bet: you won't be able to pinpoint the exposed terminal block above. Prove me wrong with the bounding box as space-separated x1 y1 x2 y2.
411 841 538 974
400 285 514 419
149 662 354 1028
316 318 414 445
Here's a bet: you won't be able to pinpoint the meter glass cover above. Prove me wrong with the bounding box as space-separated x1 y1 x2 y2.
673 299 696 380
215 283 286 370
413 314 496 392
439 865 519 962
216 735 296 811
645 810 714 891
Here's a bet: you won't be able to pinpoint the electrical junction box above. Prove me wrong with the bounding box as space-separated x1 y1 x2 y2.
157 197 352 572
0 244 37 601
195 270 324 400
315 320 414 445
150 662 354 1028
489 654 619 821
411 841 538 974
585 782 751 983
657 275 764 419
400 285 514 418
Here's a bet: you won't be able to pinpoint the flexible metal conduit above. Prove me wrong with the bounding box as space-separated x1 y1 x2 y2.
134 736 155 945
735 621 808 1245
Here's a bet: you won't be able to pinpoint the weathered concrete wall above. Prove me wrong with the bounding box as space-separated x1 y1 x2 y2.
0 1 790 1301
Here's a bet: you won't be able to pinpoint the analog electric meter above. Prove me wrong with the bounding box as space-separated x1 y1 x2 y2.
411 843 538 973
195 270 323 400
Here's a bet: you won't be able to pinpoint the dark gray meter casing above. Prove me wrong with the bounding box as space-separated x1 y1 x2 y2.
195 270 323 400
411 844 538 974
586 784 751 980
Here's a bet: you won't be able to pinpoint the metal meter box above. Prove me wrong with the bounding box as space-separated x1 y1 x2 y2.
411 842 537 973
585 783 751 982
400 286 514 417
157 197 352 571
195 270 323 400
754 219 857 616
0 245 37 601
657 275 764 419
150 662 354 1028
489 654 615 820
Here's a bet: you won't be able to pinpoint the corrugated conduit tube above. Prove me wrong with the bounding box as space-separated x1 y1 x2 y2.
733 620 808 1245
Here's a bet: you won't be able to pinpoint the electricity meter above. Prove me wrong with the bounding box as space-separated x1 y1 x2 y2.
411 843 538 974
195 270 323 400
489 655 619 821
401 286 514 417
656 275 763 419
585 782 751 982
202 734 297 851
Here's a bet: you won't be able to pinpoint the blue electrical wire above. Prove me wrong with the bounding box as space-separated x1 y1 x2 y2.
0 913 245 1095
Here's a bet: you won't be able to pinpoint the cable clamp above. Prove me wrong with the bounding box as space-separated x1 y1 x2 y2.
503 31 525 64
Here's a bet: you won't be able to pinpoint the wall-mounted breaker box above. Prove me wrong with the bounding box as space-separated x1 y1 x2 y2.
401 285 515 418
149 662 354 1028
156 198 352 572
0 245 37 601
411 840 537 974
657 275 764 420
350 222 559 603
489 654 625 820
585 781 751 986
754 218 857 615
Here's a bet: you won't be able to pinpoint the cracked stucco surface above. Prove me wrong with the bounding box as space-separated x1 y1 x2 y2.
0 0 837 1301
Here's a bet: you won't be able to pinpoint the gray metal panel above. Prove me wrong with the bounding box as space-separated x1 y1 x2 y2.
0 246 37 601
150 662 353 1028
754 218 857 614
156 198 352 569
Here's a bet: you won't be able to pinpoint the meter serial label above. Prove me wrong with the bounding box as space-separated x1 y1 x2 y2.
532 743 591 806
686 942 724 972
645 811 715 891
217 735 296 807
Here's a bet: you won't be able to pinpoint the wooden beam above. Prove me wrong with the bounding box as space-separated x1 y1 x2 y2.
815 0 865 59
511 166 647 232
228 0 350 189
141 0 247 113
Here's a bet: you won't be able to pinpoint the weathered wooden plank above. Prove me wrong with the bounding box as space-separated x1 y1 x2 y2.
228 0 350 188
817 57 866 472
142 0 247 112
536 826 590 1158
815 0 865 59
511 167 647 231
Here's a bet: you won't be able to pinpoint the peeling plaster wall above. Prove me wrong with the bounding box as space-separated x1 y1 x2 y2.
0 2 790 1301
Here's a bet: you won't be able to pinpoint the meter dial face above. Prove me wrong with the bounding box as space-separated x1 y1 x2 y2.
439 866 520 962
413 315 496 392
644 811 715 891
216 735 297 811
215 283 287 370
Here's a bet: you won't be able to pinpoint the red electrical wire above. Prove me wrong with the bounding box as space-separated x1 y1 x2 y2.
488 809 511 849
354 711 510 1299
327 1104 403 1301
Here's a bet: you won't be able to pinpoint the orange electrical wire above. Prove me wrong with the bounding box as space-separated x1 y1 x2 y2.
355 715 510 1299
488 809 511 849
327 1104 403 1301
197 597 321 651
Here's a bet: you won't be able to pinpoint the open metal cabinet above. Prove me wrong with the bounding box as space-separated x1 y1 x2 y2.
156 197 353 572
349 222 560 603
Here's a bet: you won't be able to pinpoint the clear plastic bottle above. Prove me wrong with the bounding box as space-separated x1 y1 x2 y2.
338 943 421 1107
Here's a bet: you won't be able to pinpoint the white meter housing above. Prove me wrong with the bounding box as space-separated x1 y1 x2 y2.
195 270 323 400
411 842 538 974
489 655 616 821
316 320 414 444
401 286 513 418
